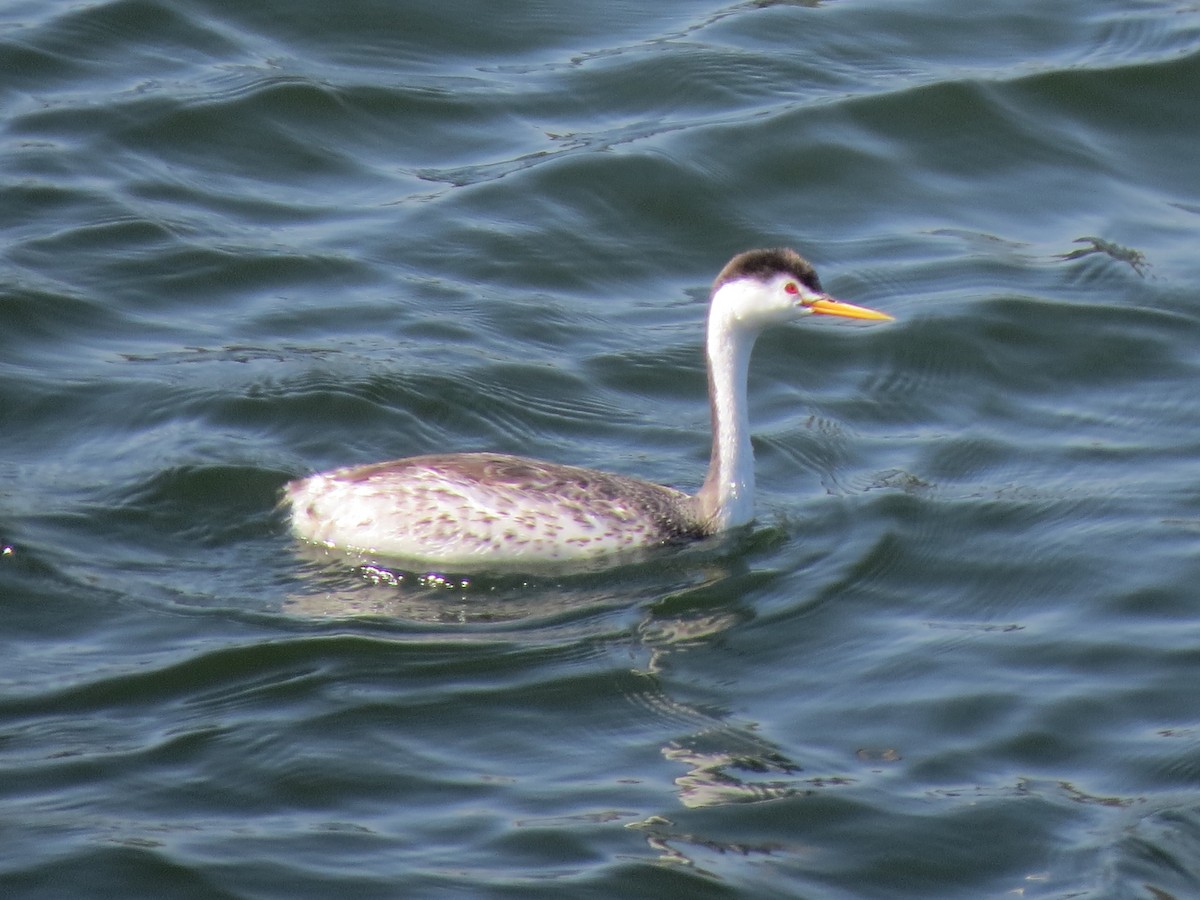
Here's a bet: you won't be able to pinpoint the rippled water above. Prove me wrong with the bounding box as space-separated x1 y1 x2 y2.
4 0 1200 896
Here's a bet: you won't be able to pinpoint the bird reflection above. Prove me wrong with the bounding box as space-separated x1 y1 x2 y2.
284 540 855 867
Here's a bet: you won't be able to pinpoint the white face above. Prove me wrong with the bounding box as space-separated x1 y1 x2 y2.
775 272 828 317
713 271 892 330
716 272 827 329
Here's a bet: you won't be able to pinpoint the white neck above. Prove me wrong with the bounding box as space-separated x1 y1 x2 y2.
696 287 762 530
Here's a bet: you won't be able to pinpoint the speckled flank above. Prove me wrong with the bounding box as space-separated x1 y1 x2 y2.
287 452 706 565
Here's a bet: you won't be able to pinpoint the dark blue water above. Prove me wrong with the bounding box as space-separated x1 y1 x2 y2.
4 0 1200 896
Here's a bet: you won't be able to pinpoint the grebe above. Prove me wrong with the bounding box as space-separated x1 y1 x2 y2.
286 249 892 568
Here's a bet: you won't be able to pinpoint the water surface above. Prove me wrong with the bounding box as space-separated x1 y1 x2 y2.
4 0 1200 896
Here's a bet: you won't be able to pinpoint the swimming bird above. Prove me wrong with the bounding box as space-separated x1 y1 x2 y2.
286 248 892 568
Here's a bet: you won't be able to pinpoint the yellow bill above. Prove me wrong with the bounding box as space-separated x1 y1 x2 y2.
809 297 894 322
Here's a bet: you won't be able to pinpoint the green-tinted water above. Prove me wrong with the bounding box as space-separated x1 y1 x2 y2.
4 1 1200 896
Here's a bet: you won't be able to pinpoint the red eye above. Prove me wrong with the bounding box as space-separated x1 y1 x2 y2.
784 282 799 295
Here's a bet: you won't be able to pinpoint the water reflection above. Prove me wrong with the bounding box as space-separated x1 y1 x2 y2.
283 537 856 861
283 540 732 626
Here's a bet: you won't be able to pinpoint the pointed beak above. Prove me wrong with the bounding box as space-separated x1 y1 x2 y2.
809 296 894 322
